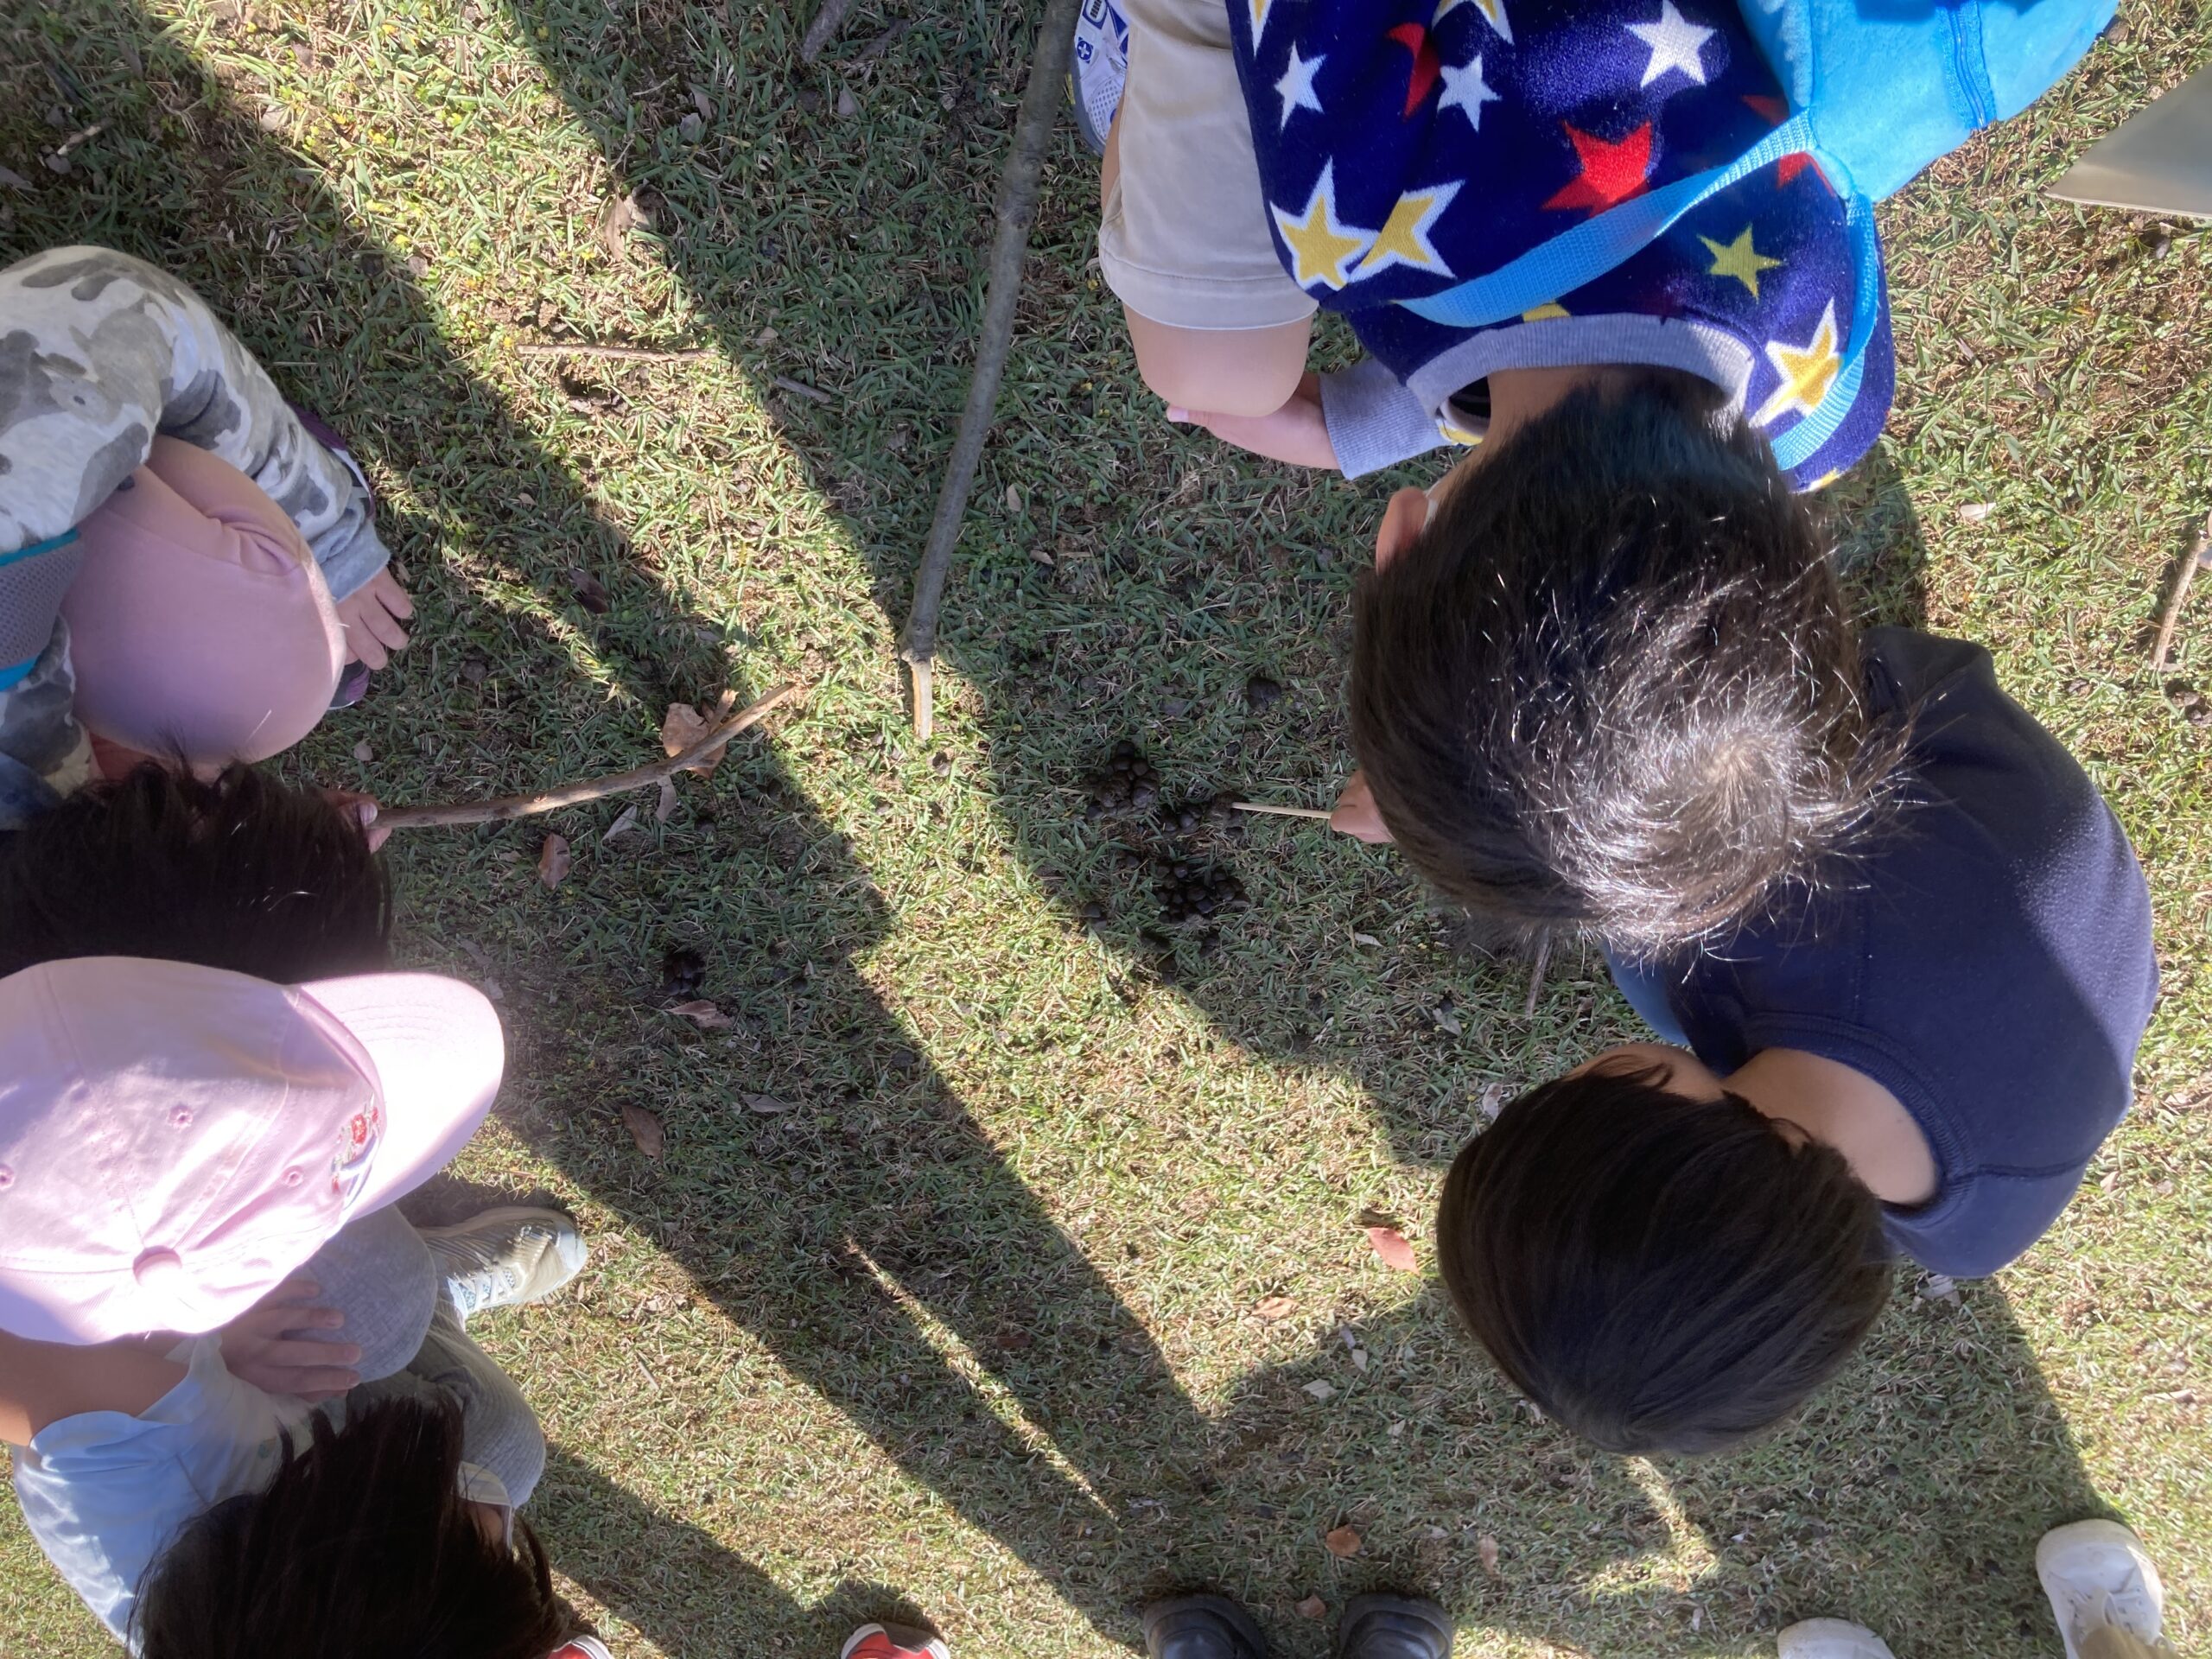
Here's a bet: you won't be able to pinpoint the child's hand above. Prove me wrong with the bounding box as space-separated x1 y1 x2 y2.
218 1278 363 1402
1330 770 1394 842
320 787 390 852
1167 374 1339 470
333 567 413 671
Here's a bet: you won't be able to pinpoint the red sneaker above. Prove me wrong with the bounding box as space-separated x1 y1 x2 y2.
841 1624 950 1659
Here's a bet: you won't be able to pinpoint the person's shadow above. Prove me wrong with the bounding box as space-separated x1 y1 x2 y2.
0 5 2103 1658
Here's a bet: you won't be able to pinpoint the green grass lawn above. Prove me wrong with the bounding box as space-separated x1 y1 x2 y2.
3 0 2209 1654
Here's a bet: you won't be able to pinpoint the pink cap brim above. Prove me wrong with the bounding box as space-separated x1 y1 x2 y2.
296 974 505 1215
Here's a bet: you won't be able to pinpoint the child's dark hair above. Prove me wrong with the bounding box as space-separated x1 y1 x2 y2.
1435 1060 1893 1455
0 762 391 982
133 1395 582 1659
1350 371 1897 951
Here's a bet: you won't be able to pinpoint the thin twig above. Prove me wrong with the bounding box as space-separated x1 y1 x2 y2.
1230 800 1334 821
800 0 855 63
2150 512 2212 674
849 19 914 67
772 375 833 404
1522 930 1552 1020
899 0 1083 740
518 342 709 362
378 684 798 830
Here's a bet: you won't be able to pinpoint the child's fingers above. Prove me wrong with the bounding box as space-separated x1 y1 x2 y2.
362 604 410 652
270 1306 348 1334
257 1277 323 1307
260 1337 363 1368
377 572 415 620
345 619 391 671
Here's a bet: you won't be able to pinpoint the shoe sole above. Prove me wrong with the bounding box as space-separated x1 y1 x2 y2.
418 1205 588 1300
1339 1594 1453 1658
1141 1594 1267 1658
1777 1618 1896 1659
2036 1519 2164 1659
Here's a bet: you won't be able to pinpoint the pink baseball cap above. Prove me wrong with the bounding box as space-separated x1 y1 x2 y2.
0 957 504 1345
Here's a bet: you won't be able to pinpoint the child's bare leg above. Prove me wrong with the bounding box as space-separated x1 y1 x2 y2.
1101 111 1310 417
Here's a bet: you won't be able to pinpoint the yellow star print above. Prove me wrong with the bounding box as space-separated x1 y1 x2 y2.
1272 162 1374 290
1522 302 1570 321
1434 0 1514 44
1700 226 1783 299
1753 300 1842 427
1352 182 1461 280
1250 0 1275 43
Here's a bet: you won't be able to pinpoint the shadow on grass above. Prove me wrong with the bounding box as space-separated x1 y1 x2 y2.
0 3 2112 1656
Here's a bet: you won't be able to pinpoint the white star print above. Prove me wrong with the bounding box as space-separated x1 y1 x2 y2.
1626 0 1715 88
1274 45 1325 129
1436 53 1499 130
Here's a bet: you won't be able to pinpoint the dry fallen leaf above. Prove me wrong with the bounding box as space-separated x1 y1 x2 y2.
569 567 613 613
351 740 374 763
659 689 739 772
1366 1225 1420 1273
1294 1597 1327 1621
742 1091 796 1116
670 1000 734 1029
1301 1379 1336 1402
1254 1294 1297 1321
655 775 679 823
620 1103 664 1158
601 804 641 842
1323 1524 1363 1559
1478 1535 1500 1577
596 190 652 257
1958 501 1997 524
537 834 572 888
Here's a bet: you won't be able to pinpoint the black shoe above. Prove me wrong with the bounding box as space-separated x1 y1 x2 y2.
1142 1594 1268 1659
1338 1594 1452 1659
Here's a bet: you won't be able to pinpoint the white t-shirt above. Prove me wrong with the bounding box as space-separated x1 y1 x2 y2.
10 1335 311 1643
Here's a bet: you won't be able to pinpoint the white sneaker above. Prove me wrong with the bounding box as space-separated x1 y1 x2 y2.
1070 0 1128 156
420 1205 588 1324
1777 1619 1897 1659
2038 1519 2168 1659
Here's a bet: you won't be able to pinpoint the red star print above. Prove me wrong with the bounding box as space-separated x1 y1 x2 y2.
1541 122 1655 213
1741 94 1825 188
1387 22 1442 117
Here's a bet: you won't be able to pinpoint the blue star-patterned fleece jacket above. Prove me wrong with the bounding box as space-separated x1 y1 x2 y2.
1224 0 1893 483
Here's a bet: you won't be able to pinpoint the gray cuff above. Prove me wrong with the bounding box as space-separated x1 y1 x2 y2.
1318 358 1449 480
308 497 392 603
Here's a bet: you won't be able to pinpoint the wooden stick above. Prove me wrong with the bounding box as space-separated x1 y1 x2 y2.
772 375 833 404
378 683 798 830
1522 929 1552 1020
899 0 1083 741
518 342 709 363
800 0 855 62
2150 512 2212 674
1230 800 1334 821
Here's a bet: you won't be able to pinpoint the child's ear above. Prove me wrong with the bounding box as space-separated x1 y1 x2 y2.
1373 486 1429 571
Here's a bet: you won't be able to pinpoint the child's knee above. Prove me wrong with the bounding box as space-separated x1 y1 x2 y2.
1128 312 1309 418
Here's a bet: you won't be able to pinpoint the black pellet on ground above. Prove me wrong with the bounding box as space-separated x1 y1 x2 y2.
660 945 707 999
1086 737 1162 816
1154 855 1249 925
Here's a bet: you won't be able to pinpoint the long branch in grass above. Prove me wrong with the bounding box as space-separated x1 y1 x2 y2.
899 0 1083 740
378 683 798 830
2150 512 2212 674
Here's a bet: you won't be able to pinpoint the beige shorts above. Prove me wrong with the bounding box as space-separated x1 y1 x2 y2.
1096 0 1318 331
